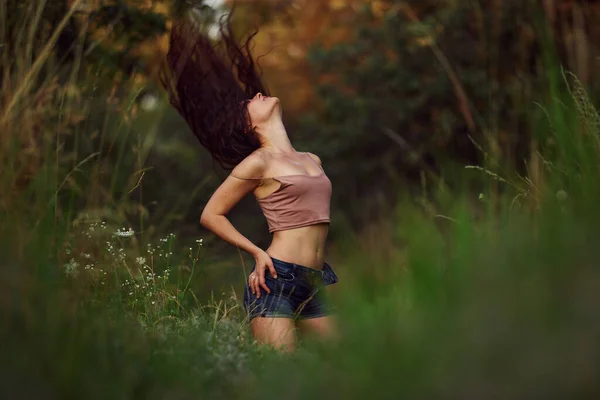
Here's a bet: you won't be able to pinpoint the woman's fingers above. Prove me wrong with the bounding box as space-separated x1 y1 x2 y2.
255 274 261 298
251 273 259 298
249 274 256 295
257 265 270 296
249 261 275 299
267 260 277 279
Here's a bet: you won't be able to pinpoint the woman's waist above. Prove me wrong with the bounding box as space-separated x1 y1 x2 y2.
266 226 328 269
266 246 326 269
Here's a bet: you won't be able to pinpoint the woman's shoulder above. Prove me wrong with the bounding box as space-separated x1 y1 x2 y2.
230 150 267 180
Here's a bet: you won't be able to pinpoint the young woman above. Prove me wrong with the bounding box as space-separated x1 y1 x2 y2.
162 13 338 351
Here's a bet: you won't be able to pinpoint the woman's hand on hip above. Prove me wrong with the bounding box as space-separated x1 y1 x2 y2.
249 250 277 298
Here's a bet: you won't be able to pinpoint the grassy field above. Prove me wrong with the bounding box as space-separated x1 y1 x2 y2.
2 5 600 399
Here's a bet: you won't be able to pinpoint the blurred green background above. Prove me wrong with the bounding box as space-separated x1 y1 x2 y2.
2 0 600 398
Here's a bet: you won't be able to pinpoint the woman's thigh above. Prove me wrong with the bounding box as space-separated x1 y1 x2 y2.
250 317 297 352
296 316 337 341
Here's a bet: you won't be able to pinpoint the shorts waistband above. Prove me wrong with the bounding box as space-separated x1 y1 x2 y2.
270 257 326 275
264 257 339 287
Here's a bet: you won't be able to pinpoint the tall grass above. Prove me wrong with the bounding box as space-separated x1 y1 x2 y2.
2 2 600 399
0 3 257 398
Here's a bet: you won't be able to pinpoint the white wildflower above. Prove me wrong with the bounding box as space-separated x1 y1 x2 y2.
114 228 135 237
64 258 79 276
136 257 146 266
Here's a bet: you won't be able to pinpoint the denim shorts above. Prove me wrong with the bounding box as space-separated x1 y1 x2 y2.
243 257 339 321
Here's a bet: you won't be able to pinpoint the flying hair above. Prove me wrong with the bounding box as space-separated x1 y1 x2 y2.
160 6 270 170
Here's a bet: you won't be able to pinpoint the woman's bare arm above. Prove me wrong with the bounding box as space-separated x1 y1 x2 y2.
200 152 264 257
200 152 277 296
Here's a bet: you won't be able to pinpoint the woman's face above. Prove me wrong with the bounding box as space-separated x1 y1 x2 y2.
245 92 280 127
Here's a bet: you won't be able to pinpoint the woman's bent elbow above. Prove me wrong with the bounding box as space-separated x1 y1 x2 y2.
201 212 225 230
200 213 212 228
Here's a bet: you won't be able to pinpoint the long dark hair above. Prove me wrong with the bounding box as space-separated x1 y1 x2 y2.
161 8 269 170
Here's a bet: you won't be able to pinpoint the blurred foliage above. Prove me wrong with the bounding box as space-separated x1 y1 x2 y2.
0 0 171 81
284 0 600 227
0 0 214 239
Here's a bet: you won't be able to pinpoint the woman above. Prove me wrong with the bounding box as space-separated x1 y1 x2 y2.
162 12 338 351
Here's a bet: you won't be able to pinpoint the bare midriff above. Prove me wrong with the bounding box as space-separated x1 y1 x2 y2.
265 223 329 270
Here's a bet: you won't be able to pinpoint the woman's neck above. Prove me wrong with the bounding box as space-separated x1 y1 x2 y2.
258 120 295 153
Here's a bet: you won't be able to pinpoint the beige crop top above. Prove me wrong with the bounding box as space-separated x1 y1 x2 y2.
253 152 332 233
